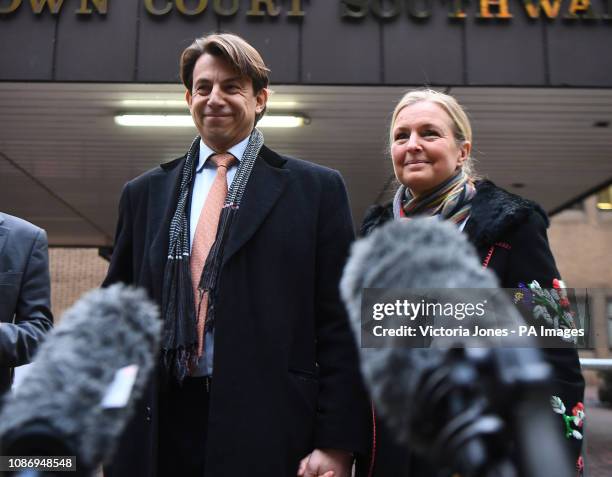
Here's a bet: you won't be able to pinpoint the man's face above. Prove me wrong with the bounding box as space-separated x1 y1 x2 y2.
186 53 267 152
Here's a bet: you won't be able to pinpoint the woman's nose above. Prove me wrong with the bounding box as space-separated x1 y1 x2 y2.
406 133 422 152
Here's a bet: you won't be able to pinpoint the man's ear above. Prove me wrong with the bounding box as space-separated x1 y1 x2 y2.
255 88 269 115
185 89 192 108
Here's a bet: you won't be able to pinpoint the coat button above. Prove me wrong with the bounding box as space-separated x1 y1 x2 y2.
145 406 152 422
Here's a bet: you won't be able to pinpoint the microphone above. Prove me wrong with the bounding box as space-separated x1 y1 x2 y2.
0 284 161 476
340 218 572 477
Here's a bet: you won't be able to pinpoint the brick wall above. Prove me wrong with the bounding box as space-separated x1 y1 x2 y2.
548 196 612 377
49 248 108 323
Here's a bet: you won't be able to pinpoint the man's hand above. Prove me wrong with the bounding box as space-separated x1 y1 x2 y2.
297 448 353 477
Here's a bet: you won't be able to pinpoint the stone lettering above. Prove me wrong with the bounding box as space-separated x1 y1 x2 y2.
213 0 238 16
565 0 600 18
341 0 368 18
371 0 401 19
247 0 280 16
447 0 467 18
287 0 305 16
0 0 22 14
144 0 172 15
478 0 513 18
176 0 207 15
523 0 562 18
407 0 431 19
30 0 65 14
75 0 107 14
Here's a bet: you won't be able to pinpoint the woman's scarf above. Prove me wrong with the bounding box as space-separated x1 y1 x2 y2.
392 170 476 224
160 129 264 383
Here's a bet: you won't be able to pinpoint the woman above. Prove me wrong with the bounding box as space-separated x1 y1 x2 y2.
359 89 585 476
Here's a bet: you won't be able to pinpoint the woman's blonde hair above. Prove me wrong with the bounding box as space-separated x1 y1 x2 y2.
390 89 478 179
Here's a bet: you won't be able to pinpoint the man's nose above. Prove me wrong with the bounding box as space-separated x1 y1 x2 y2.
208 84 224 106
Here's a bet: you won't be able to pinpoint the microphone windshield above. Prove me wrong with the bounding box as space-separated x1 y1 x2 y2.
340 218 532 443
0 284 161 472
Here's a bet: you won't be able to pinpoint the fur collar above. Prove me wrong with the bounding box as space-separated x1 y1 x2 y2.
360 180 548 248
465 180 548 248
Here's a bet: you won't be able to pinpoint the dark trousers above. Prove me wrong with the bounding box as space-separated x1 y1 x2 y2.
158 376 211 477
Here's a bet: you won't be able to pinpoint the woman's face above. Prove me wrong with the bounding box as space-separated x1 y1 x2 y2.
391 101 470 197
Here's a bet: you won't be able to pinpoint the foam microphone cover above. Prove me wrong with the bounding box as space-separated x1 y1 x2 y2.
0 284 160 472
340 218 501 442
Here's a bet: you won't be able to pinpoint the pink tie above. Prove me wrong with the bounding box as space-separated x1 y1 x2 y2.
191 153 236 358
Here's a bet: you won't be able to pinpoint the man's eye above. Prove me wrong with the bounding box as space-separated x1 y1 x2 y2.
193 87 209 96
226 84 240 92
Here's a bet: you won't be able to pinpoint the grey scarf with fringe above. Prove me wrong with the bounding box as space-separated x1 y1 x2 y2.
160 129 264 382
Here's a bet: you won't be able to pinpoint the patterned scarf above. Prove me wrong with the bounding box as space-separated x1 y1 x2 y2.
161 129 264 383
392 170 476 224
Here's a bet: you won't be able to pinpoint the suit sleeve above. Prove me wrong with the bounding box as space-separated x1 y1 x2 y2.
313 170 369 454
103 183 134 287
0 228 53 366
504 210 585 464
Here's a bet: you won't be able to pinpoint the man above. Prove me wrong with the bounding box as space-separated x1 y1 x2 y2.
103 33 368 477
0 212 53 395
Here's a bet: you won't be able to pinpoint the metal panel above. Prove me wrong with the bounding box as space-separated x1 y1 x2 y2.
55 1 137 81
383 9 464 86
548 23 612 87
136 8 217 82
301 2 380 84
219 13 300 84
0 8 55 80
465 18 546 85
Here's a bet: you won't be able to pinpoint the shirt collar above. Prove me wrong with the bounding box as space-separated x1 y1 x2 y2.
197 135 250 173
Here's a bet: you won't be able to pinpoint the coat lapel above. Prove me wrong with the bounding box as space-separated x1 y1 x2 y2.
148 156 187 285
222 146 289 266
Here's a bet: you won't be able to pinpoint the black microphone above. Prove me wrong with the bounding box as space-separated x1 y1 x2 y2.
0 284 161 476
341 218 572 477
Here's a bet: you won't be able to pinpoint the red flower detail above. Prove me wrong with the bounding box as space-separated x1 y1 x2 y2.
576 455 584 471
572 402 585 428
559 297 570 308
552 278 561 289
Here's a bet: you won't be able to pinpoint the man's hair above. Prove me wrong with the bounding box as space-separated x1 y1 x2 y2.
180 33 271 123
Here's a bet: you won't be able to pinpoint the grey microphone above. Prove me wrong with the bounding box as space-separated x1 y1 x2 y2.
341 218 572 477
0 284 161 476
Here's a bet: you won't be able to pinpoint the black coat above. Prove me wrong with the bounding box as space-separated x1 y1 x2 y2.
103 145 369 477
0 213 53 395
359 180 585 476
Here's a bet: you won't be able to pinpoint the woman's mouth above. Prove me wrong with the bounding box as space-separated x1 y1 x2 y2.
404 159 430 166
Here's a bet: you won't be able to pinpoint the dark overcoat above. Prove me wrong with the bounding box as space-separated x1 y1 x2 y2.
359 180 585 476
103 145 369 477
0 213 53 395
